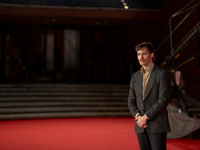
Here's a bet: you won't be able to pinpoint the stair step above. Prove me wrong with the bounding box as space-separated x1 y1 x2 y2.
0 112 132 120
0 83 130 119
0 97 127 101
0 101 127 107
0 88 129 92
0 106 129 114
0 84 129 88
0 92 128 97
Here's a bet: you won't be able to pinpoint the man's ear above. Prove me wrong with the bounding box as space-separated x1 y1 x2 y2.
151 53 154 59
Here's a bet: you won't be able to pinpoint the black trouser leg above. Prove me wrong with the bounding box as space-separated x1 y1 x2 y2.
137 130 151 150
137 129 167 150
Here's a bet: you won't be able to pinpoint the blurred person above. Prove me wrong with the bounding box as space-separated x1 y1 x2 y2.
128 42 171 150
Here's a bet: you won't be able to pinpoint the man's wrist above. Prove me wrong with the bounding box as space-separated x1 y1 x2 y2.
135 113 141 118
144 114 149 120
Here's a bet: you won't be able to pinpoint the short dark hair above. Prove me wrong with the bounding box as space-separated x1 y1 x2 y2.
135 42 155 54
135 42 155 61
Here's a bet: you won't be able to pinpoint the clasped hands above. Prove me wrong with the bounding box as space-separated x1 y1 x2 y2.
135 115 148 128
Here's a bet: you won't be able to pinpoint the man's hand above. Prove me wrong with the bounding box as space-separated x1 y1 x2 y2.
135 115 148 128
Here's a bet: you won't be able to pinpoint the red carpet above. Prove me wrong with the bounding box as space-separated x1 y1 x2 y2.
0 118 199 150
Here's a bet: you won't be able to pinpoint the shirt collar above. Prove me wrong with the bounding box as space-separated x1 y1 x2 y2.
141 62 154 75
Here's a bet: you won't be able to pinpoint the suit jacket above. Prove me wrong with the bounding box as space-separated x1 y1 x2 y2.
128 64 171 133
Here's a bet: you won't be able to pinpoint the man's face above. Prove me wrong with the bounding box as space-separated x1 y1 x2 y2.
137 47 154 67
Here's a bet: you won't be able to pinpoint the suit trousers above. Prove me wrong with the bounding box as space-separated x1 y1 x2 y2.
137 129 167 150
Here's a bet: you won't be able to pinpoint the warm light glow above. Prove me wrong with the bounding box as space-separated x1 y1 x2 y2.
121 0 129 10
124 6 129 9
95 22 99 25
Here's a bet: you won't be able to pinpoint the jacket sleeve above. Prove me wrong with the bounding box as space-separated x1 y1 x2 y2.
145 70 171 120
128 73 140 118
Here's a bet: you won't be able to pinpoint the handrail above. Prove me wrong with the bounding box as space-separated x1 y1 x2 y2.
174 51 200 70
169 22 200 59
155 0 200 53
169 2 200 52
162 22 200 70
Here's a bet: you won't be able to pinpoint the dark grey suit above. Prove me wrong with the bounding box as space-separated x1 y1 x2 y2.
128 64 171 150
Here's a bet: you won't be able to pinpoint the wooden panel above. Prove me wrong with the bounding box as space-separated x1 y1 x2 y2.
0 5 162 26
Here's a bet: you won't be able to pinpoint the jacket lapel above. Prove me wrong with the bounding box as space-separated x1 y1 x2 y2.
144 64 159 100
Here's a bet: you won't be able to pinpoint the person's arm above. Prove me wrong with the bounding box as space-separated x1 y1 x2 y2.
128 73 140 118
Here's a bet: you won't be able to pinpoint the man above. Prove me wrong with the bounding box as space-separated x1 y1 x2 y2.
128 42 171 150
